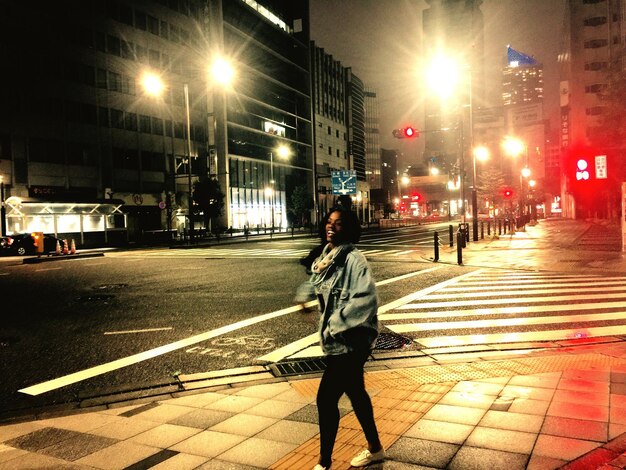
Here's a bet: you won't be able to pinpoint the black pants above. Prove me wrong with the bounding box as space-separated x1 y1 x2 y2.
317 349 380 466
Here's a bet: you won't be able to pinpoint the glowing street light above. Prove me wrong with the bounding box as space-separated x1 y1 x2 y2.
210 57 235 87
140 72 165 97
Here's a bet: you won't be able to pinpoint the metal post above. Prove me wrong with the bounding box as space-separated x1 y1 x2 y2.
184 83 194 244
270 151 274 233
449 224 454 247
456 230 463 265
0 180 6 236
434 231 439 262
480 221 484 239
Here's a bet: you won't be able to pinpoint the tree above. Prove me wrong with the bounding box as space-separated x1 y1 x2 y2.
288 185 313 227
477 167 506 213
192 178 225 233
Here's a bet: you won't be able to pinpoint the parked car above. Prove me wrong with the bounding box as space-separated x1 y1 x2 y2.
0 233 64 256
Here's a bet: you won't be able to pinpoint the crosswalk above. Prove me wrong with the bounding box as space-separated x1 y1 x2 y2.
109 247 422 260
381 269 626 349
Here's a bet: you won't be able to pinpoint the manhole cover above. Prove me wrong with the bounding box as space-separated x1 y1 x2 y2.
374 332 412 350
269 358 327 377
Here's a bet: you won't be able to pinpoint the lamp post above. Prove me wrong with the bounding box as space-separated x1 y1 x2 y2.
503 136 529 229
471 145 490 240
0 176 6 236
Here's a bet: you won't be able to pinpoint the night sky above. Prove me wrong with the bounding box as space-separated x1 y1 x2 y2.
309 0 565 167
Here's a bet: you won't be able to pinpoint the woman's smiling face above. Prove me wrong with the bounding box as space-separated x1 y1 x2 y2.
325 211 345 247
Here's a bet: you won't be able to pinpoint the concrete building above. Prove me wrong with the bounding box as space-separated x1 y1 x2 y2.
559 0 625 219
0 0 313 243
364 88 381 192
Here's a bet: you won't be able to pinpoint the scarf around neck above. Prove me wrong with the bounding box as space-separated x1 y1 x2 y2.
310 243 352 286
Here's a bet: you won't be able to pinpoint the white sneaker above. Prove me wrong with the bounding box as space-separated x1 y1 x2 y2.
350 448 385 467
313 465 328 470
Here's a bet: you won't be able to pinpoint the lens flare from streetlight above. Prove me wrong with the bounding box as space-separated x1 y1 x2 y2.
473 146 490 162
426 55 459 100
521 167 531 178
275 144 291 159
211 58 235 86
503 137 525 157
141 72 165 97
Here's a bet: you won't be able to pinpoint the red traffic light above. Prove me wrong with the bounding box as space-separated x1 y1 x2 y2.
503 188 514 199
392 127 420 139
576 158 590 181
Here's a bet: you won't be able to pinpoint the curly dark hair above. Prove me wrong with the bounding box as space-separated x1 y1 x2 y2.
324 206 361 244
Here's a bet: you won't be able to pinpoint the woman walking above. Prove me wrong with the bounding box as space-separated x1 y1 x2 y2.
296 207 384 470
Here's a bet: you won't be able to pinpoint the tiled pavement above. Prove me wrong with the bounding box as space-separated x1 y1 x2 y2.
3 218 626 469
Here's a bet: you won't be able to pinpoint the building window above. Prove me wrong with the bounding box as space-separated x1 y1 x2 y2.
107 35 121 56
136 45 147 63
585 84 606 93
585 62 608 71
586 106 605 115
135 10 147 30
328 146 332 155
584 39 608 48
139 115 151 133
98 107 110 127
148 15 159 35
108 71 121 92
110 109 124 129
125 112 138 131
327 126 331 135
152 117 164 135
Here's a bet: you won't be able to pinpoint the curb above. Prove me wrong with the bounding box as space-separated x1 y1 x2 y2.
22 252 105 264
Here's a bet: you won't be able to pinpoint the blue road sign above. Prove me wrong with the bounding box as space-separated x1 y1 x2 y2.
331 170 357 195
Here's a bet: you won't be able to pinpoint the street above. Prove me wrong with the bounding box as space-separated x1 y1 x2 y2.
1 220 624 421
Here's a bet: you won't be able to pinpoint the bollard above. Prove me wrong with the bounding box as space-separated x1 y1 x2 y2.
487 220 491 236
498 219 502 235
449 224 454 247
434 231 439 262
464 223 469 244
480 221 484 240
456 230 463 265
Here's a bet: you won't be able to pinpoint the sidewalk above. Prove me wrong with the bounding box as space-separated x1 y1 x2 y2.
3 219 626 470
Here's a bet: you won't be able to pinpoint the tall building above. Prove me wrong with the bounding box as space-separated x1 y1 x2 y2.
364 88 381 190
421 0 485 217
560 0 625 218
502 46 543 106
309 45 370 221
0 0 313 242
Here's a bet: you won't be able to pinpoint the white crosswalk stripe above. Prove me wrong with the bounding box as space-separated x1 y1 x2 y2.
381 269 626 349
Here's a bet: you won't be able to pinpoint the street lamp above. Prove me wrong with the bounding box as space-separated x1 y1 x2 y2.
503 136 529 229
269 144 291 231
0 175 6 236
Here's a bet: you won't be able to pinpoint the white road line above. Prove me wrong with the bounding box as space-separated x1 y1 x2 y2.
380 300 626 321
393 250 414 256
18 303 309 396
442 280 626 291
399 292 626 309
0 272 9 276
387 310 626 333
417 325 626 348
34 267 62 272
428 285 626 299
104 327 174 335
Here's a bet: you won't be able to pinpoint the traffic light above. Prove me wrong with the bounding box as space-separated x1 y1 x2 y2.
503 188 514 199
576 158 590 181
392 127 420 139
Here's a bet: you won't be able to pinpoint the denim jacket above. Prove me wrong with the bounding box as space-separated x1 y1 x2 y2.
308 244 379 355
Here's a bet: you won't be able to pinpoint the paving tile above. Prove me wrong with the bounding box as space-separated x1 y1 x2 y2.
558 378 609 394
244 399 307 419
532 434 600 461
525 453 567 470
422 403 486 425
196 458 263 469
5 427 80 452
167 391 231 408
541 416 608 442
129 403 195 423
233 382 292 399
169 409 234 429
451 380 506 396
216 437 297 468
611 383 626 396
209 412 278 436
547 400 608 422
500 385 556 401
611 372 626 384
448 445 529 470
129 423 201 448
438 391 496 409
609 423 626 440
272 388 317 405
0 421 45 443
0 450 87 469
508 373 561 389
149 452 209 469
610 393 626 408
370 461 434 469
508 398 551 416
255 420 318 445
404 419 473 444
0 443 28 463
170 430 246 458
563 369 611 382
465 426 537 454
479 410 544 433
36 412 120 434
88 416 160 440
553 388 610 406
386 436 459 468
39 431 118 461
610 406 626 425
284 404 319 424
76 440 160 469
205 395 264 413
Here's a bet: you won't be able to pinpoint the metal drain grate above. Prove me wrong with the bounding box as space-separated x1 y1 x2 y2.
269 358 327 377
374 332 412 350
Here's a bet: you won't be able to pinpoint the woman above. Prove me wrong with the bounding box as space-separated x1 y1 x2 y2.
298 207 384 470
